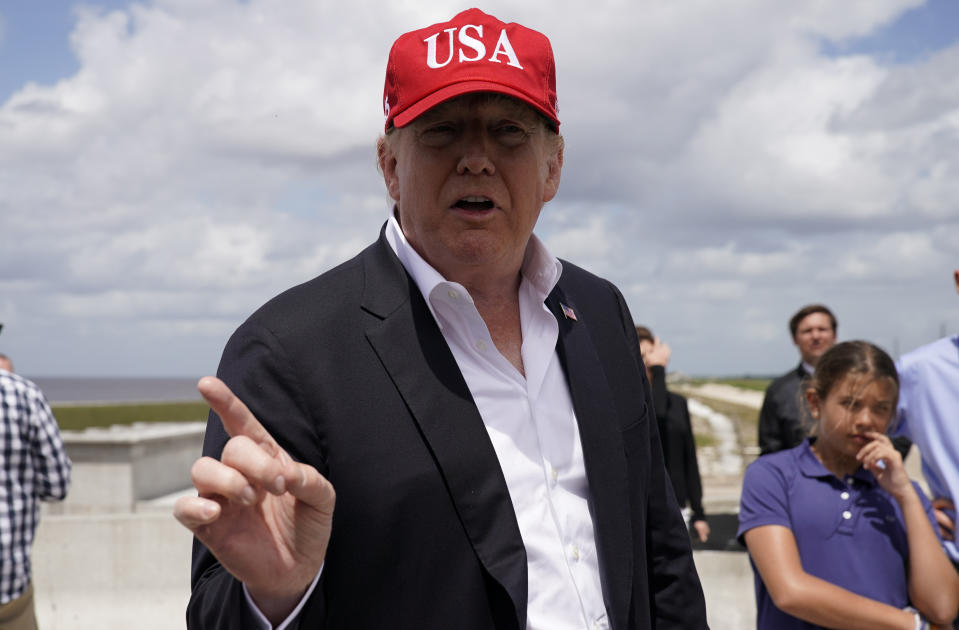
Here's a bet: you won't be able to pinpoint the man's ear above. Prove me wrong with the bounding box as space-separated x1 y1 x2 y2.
378 136 400 201
543 136 564 203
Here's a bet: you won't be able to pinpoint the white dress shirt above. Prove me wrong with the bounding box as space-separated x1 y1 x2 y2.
386 217 608 630
249 217 609 629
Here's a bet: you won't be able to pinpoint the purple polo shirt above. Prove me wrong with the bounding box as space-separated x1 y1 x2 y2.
737 439 940 630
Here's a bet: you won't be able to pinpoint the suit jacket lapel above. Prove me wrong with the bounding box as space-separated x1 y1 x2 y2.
360 233 528 629
547 289 633 630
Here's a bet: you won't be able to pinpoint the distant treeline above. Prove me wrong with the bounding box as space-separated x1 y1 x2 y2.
52 401 209 432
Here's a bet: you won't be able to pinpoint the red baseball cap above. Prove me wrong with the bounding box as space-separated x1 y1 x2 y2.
383 8 559 131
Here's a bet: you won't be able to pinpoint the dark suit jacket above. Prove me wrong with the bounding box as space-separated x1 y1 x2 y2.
187 230 708 629
757 364 809 456
649 366 705 523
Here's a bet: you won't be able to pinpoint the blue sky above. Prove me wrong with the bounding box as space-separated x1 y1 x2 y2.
822 0 959 62
1 0 957 377
0 1 127 101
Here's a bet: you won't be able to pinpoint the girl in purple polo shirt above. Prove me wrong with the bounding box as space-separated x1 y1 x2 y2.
738 341 959 629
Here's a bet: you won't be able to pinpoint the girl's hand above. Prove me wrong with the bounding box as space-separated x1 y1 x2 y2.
931 498 956 542
857 431 911 499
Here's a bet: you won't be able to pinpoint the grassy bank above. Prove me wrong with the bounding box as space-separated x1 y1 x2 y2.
685 377 771 392
52 402 209 432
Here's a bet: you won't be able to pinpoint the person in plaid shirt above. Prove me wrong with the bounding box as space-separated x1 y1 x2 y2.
0 365 71 630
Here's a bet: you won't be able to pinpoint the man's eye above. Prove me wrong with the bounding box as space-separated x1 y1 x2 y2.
419 125 456 146
494 123 530 146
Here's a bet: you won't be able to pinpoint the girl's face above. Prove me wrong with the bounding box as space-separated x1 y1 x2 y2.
807 374 897 460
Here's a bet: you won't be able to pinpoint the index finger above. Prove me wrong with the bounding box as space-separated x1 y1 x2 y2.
198 376 276 447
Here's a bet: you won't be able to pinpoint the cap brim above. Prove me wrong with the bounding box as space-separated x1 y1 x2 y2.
391 80 559 129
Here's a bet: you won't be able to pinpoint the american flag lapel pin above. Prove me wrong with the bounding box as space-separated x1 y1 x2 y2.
560 303 578 321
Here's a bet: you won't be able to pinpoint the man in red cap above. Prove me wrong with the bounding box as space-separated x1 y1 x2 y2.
176 9 708 629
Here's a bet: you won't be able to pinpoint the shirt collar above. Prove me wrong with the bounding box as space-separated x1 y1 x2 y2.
796 438 878 486
384 211 563 318
801 361 815 375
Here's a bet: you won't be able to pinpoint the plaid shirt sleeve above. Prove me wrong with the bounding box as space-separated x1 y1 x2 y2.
25 383 72 501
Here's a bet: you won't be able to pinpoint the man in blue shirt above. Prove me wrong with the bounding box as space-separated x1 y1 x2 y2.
894 269 959 596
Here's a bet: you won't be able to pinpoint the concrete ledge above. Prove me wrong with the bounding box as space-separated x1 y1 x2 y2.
47 422 205 514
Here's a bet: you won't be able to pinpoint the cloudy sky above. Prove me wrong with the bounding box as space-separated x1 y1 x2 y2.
1 0 957 378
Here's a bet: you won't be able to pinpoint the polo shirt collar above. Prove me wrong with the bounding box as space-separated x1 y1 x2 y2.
796 438 878 487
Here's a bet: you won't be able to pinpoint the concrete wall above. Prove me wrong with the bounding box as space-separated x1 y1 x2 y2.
30 509 755 630
47 423 205 515
32 511 193 630
32 423 204 627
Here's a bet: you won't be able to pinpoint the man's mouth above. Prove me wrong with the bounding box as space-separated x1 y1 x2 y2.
454 196 495 211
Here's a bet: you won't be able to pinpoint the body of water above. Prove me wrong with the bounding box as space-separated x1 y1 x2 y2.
27 376 203 404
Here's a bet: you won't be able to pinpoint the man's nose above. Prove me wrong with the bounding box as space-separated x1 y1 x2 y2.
457 129 495 176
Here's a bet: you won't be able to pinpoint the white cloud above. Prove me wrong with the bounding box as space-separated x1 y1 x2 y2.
0 0 955 377
666 241 805 277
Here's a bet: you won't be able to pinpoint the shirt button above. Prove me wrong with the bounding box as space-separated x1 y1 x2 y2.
842 510 852 520
475 340 487 351
447 289 459 299
551 467 559 482
840 492 850 500
571 545 580 561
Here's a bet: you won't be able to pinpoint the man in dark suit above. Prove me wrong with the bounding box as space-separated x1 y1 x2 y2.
757 304 837 455
174 9 707 629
